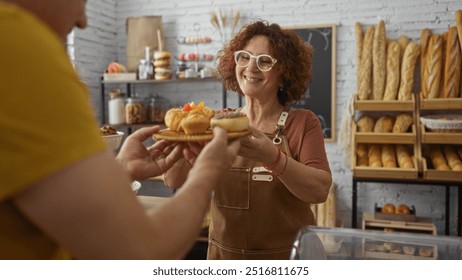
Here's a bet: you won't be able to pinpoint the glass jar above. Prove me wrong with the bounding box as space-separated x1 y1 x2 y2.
146 95 169 123
125 97 146 124
107 89 125 125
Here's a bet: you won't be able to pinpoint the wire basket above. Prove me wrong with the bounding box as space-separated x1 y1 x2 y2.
420 114 462 132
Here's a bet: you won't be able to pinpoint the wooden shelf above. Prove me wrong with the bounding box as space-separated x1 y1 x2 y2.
353 124 416 144
354 94 415 111
420 125 462 144
419 95 462 110
102 76 218 84
422 159 462 182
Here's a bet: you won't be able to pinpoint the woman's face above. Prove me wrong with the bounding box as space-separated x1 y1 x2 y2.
235 35 280 100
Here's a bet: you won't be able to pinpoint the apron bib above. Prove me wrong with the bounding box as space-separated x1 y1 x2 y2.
207 109 315 260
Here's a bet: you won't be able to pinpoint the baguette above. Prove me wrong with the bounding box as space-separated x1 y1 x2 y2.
420 28 432 98
398 42 420 101
397 35 410 65
356 143 369 159
425 34 443 99
383 41 401 100
443 145 462 171
382 144 397 168
372 20 387 100
392 113 413 133
356 115 375 132
456 10 462 54
396 144 414 169
358 25 375 100
429 145 450 170
439 32 448 97
373 115 394 133
442 26 461 98
355 22 364 92
368 144 382 167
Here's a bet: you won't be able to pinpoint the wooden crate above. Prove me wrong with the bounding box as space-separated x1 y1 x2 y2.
419 94 462 110
420 124 462 144
352 155 418 179
422 158 462 182
353 124 416 144
362 213 436 235
354 94 415 111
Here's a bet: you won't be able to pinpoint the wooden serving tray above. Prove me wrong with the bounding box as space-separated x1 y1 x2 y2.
354 94 415 111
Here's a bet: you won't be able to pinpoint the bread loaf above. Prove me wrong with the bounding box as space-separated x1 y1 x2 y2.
425 34 443 99
356 143 369 166
396 144 414 169
429 145 450 170
392 113 413 133
442 26 461 98
398 42 420 101
368 144 382 167
397 35 410 65
443 145 462 171
420 28 432 98
456 10 462 60
383 41 401 100
439 32 448 97
358 25 375 100
355 22 364 92
372 20 387 100
373 115 394 133
357 115 375 132
382 144 397 168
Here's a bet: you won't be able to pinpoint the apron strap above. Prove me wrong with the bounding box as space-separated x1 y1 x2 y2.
272 108 289 145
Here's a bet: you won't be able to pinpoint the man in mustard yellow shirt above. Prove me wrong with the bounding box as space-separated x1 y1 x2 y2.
0 0 240 259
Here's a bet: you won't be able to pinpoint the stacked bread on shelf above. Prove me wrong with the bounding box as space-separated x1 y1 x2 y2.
428 145 462 171
421 11 462 99
356 20 420 101
355 114 414 169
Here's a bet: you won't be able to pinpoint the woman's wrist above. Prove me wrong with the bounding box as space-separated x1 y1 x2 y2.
264 145 281 170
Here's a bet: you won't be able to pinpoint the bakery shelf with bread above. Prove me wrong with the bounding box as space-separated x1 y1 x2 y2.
420 124 462 144
354 94 415 111
362 213 437 235
421 144 462 182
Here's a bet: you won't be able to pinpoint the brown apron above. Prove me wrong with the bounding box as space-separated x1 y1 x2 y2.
207 110 316 260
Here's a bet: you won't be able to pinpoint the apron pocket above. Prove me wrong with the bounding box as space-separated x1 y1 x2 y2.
215 167 250 209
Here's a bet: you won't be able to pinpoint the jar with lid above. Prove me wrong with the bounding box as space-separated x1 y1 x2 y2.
107 88 125 125
125 97 146 124
146 95 169 123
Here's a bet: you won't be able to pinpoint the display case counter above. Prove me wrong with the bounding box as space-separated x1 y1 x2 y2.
290 226 462 260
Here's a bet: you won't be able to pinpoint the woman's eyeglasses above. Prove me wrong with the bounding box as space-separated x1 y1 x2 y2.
234 50 277 72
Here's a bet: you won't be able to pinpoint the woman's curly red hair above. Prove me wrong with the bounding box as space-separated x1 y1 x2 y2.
216 20 313 105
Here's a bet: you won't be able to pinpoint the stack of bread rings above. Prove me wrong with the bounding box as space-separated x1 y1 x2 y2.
164 102 249 135
153 51 173 80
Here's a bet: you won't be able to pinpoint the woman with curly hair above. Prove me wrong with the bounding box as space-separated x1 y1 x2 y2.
164 20 332 259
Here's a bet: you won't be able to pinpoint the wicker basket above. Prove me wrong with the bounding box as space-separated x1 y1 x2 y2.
102 132 124 151
420 114 462 132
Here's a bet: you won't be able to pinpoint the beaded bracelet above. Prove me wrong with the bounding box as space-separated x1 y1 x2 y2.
264 147 281 171
273 152 288 177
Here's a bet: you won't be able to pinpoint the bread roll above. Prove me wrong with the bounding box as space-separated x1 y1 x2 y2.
356 143 369 166
392 113 413 133
419 247 433 257
382 144 397 168
368 144 382 167
442 26 461 98
355 22 364 92
358 25 375 100
373 115 394 133
381 203 395 214
425 34 444 99
383 41 401 100
180 110 211 135
443 145 462 171
356 115 375 132
372 20 387 100
429 145 450 170
164 108 187 131
420 28 432 98
396 144 414 169
396 204 410 214
398 42 420 101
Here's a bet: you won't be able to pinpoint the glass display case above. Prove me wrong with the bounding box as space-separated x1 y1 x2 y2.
290 226 462 260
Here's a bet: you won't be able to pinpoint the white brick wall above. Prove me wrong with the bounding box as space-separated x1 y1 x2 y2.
75 0 462 235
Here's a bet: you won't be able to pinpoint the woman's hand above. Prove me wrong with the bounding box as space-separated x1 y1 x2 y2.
238 126 279 165
116 126 184 180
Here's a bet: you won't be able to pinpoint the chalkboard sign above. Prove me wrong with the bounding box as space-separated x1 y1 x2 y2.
285 24 336 142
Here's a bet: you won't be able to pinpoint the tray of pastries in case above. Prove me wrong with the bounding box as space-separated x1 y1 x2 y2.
363 239 437 260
